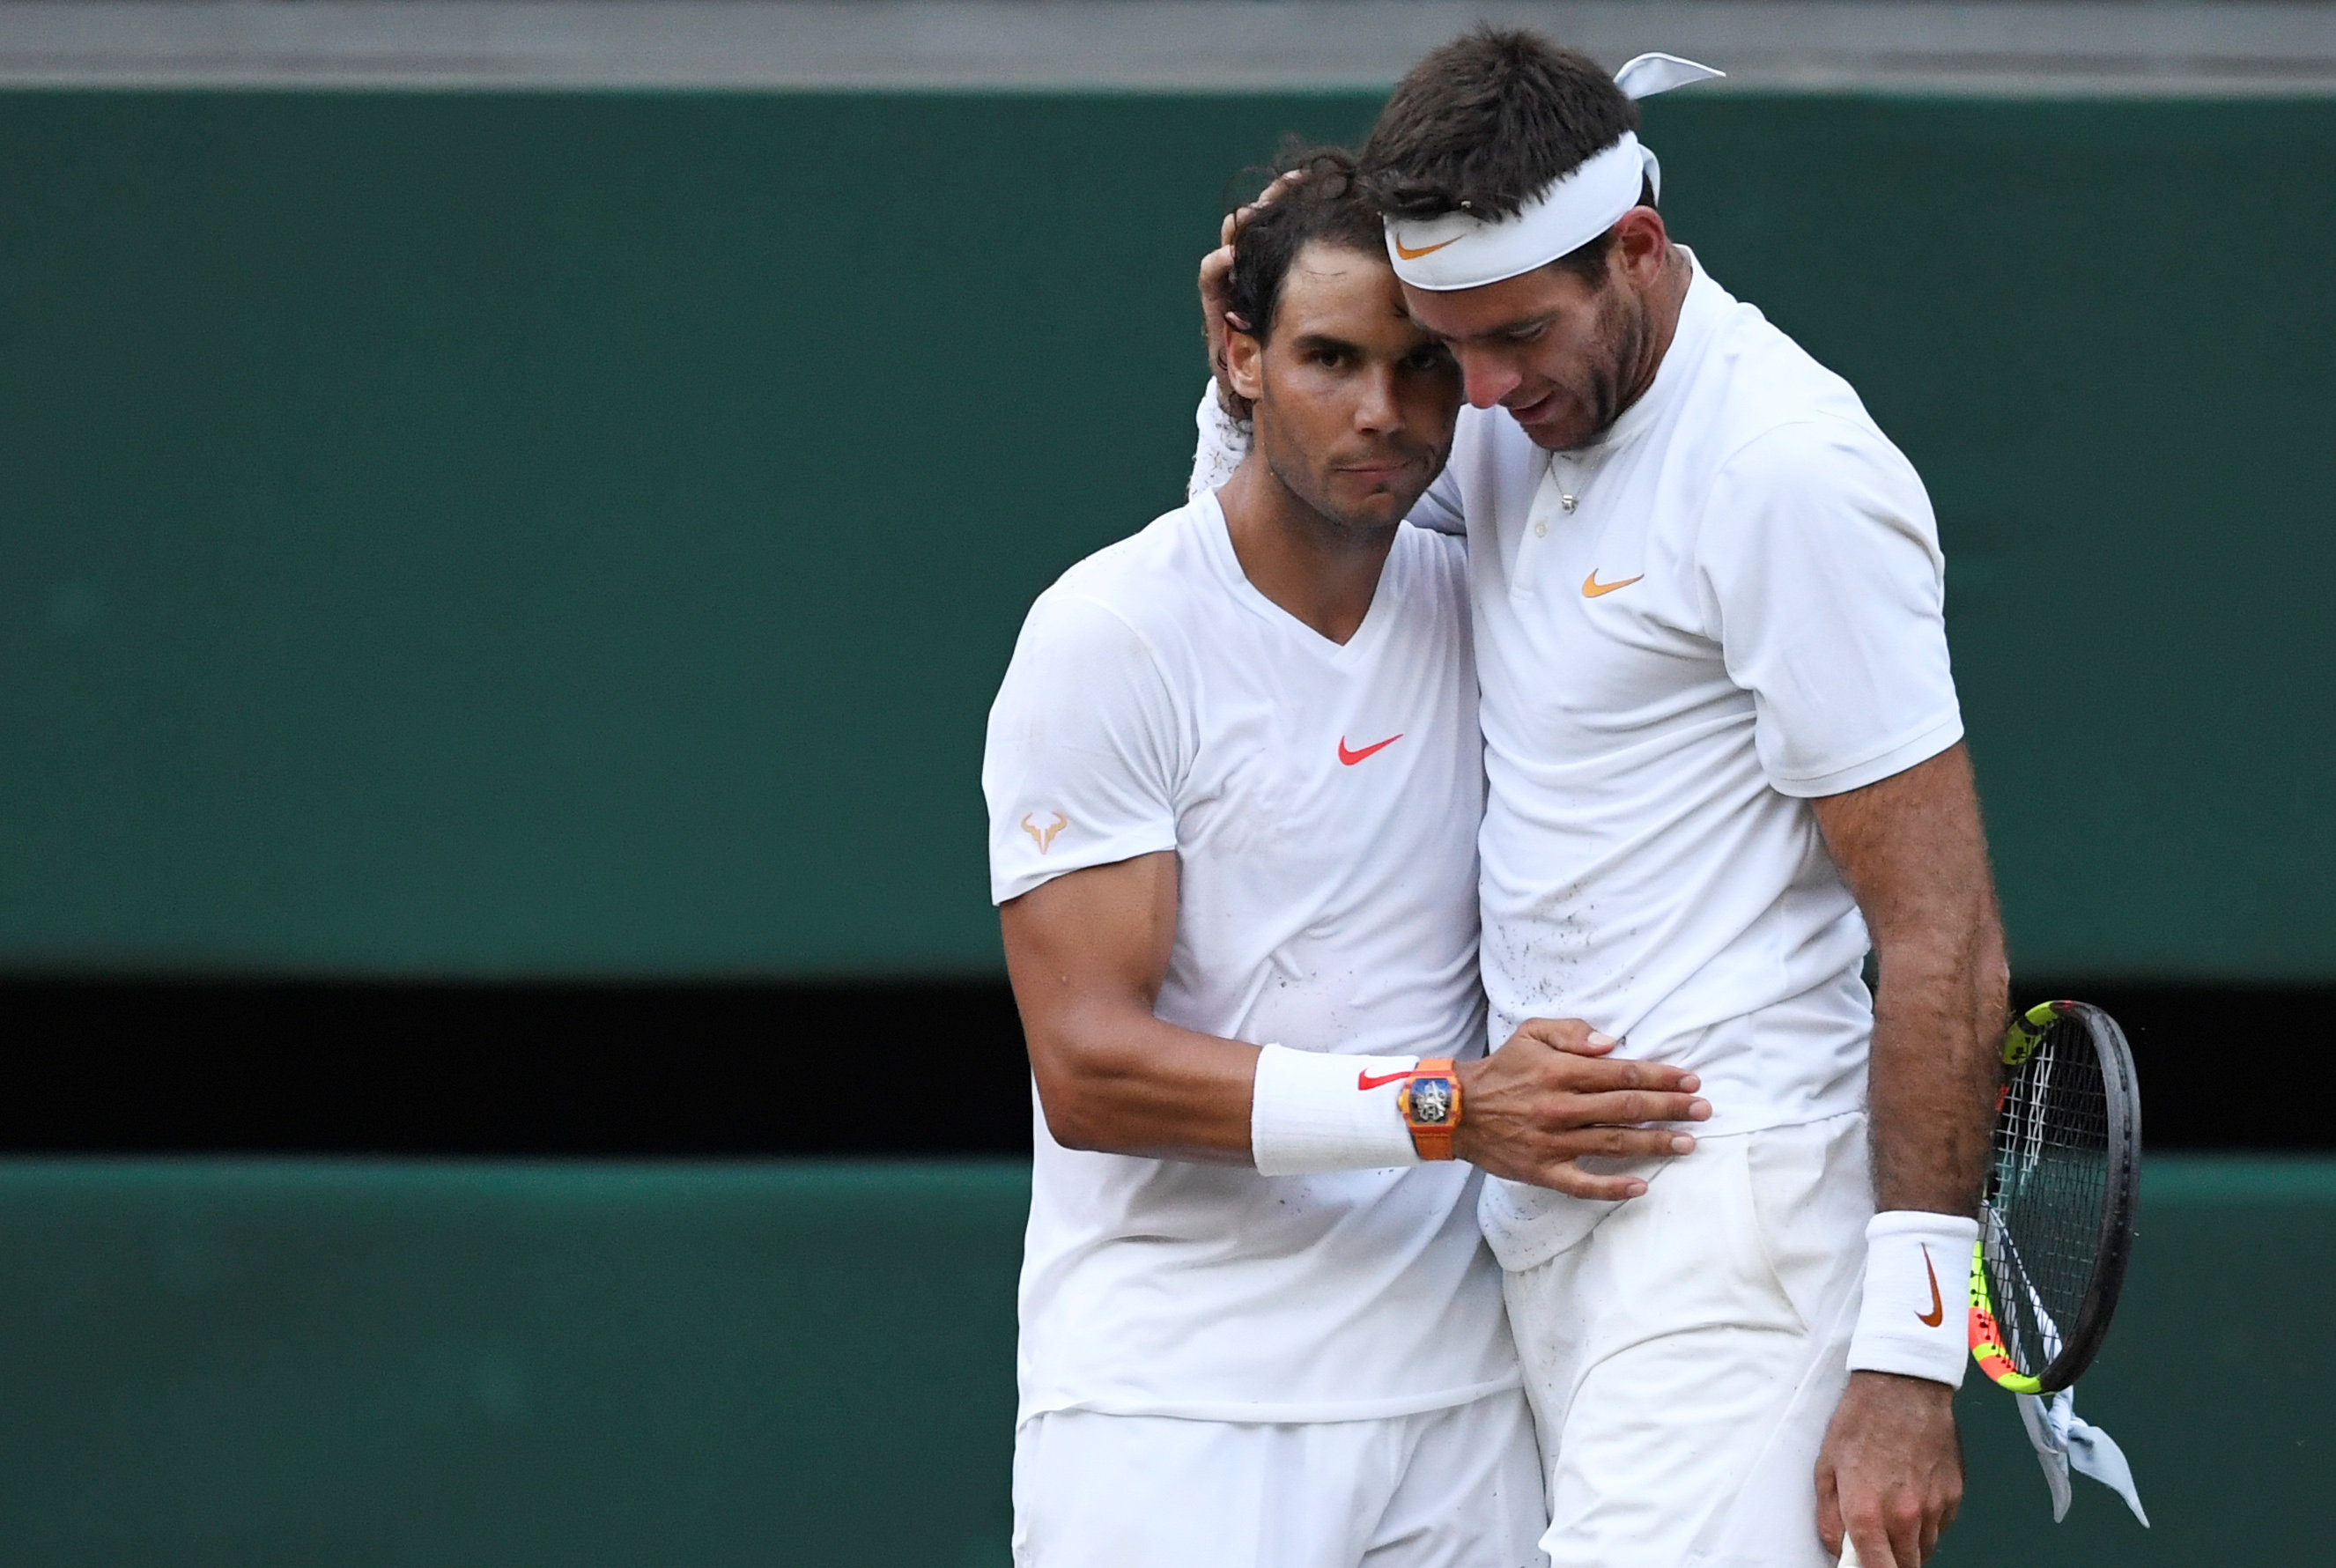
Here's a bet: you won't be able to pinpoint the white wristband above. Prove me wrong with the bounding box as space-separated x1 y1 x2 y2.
1846 1211 1982 1388
1250 1045 1422 1175
1188 379 1252 500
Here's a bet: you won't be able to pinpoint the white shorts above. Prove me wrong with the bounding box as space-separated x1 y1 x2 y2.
1011 1391 1548 1568
1501 1113 1872 1568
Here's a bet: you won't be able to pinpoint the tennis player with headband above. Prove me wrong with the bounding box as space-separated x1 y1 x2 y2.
1194 33 2007 1568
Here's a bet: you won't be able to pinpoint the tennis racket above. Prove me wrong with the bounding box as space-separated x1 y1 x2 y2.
1967 1000 2142 1394
1839 1000 2141 1566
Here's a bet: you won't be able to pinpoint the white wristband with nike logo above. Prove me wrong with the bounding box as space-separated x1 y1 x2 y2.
1846 1210 1982 1387
1250 1044 1423 1175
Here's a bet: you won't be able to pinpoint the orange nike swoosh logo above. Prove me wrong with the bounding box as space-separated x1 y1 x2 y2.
1357 1069 1410 1091
1917 1245 1945 1328
1337 734 1403 766
1581 570 1644 598
1393 235 1459 261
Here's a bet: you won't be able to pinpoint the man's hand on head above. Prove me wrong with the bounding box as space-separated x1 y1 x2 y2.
1453 1017 1711 1199
1815 1371 1963 1568
1199 238 1246 418
1200 169 1306 421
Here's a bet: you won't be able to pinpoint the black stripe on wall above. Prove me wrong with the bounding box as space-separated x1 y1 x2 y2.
0 979 2321 1156
0 979 1032 1158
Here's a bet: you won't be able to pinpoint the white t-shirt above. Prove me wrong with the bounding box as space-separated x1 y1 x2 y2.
1402 254 1962 1254
983 491 1516 1424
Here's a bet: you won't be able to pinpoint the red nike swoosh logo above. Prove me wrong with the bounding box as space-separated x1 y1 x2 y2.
1337 734 1403 766
1917 1245 1945 1328
1357 1069 1409 1091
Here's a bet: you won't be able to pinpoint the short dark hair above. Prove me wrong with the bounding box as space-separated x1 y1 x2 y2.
1223 147 1386 347
1359 28 1645 282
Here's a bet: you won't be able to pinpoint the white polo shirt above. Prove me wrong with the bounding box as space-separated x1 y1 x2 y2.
1404 253 1962 1258
983 491 1517 1424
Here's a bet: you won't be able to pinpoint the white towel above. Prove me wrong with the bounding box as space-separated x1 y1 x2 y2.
2014 1386 2150 1526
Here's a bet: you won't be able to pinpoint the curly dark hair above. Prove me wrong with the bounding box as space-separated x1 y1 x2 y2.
1223 145 1386 349
1359 29 1646 283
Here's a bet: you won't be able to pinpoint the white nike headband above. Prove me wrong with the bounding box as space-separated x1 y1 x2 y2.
1384 51 1725 292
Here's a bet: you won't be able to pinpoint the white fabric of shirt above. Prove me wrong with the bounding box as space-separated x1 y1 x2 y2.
983 491 1516 1423
1400 254 1962 1258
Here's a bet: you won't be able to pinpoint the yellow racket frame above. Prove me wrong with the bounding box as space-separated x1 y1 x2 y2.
1966 1000 2060 1394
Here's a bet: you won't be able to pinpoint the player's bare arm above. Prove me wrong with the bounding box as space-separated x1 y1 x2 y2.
1809 741 2009 1568
1003 851 1711 1189
1003 850 1256 1162
1816 743 2007 1217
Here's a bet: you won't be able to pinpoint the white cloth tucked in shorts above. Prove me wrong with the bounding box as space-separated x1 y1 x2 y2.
1011 1391 1548 1568
1500 1113 1873 1568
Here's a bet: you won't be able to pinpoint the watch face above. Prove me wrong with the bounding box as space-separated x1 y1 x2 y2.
1409 1077 1455 1126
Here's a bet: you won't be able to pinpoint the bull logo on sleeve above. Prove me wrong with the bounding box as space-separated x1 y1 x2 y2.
1021 811 1068 853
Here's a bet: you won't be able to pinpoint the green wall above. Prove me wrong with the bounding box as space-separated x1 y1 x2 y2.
3 92 2332 979
0 1157 2325 1565
0 1161 1025 1565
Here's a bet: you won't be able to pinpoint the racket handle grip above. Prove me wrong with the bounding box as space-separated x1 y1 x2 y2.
1837 1540 1864 1568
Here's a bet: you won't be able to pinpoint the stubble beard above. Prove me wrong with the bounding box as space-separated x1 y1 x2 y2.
1577 280 1652 445
1260 420 1418 544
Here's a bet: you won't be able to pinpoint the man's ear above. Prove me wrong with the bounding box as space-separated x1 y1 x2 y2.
1612 206 1670 289
1224 316 1267 405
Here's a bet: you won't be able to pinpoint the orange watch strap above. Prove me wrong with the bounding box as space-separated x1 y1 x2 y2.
1402 1059 1461 1161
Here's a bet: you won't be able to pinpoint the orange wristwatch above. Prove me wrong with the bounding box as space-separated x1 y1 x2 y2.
1399 1059 1462 1160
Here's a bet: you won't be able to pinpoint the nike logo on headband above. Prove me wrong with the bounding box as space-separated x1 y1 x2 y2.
1393 235 1460 260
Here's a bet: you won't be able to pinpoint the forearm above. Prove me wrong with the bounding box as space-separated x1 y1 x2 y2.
997 856 1707 1181
1813 743 2009 1217
1868 913 2006 1214
1023 1002 1260 1163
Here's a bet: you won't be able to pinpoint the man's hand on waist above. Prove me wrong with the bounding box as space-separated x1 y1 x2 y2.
1452 1018 1710 1200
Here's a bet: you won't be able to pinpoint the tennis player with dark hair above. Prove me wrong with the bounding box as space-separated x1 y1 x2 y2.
985 154 1709 1567
1194 35 2007 1568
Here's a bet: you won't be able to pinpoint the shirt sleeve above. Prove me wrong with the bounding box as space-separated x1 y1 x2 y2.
1406 462 1465 536
982 590 1184 904
1697 418 1964 799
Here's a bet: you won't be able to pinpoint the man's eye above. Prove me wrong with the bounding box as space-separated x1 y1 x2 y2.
1504 323 1548 344
1406 348 1453 372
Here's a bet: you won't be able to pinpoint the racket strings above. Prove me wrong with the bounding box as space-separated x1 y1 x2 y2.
1983 1018 2111 1379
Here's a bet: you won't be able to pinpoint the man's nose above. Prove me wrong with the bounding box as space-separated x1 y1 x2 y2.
1353 366 1401 432
1457 349 1519 410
